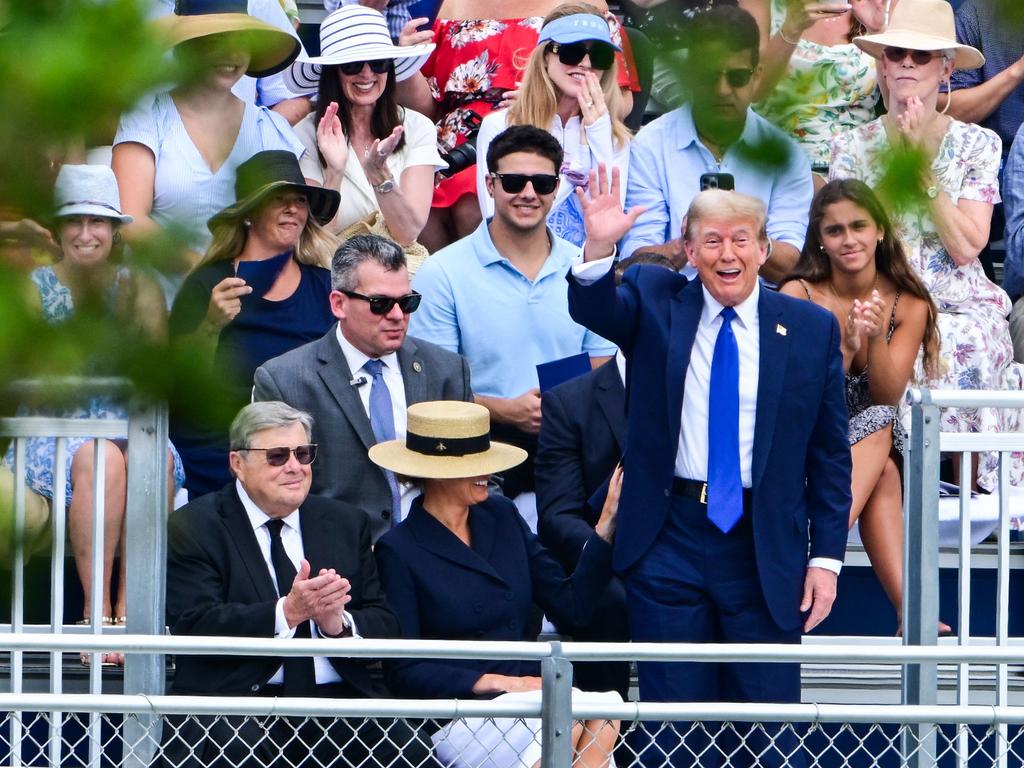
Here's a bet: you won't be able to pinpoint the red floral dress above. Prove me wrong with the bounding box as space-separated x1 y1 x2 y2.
425 16 638 208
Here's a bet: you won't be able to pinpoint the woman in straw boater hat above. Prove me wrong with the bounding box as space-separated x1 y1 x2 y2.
167 149 339 498
371 401 621 768
285 5 442 252
830 0 1024 493
112 0 305 302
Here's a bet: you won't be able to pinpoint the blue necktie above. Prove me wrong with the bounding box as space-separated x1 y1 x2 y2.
707 307 743 533
363 359 402 526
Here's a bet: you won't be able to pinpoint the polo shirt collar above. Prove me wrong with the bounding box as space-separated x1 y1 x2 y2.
676 102 757 153
474 220 567 282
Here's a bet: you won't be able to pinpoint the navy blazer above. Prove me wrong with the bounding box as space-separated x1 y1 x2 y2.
536 359 626 569
374 495 612 699
568 265 851 631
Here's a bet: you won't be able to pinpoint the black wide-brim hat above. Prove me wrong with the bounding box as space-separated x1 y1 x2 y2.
208 150 341 230
155 0 302 78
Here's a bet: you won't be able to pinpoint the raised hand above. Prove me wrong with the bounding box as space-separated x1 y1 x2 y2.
316 101 350 172
204 276 251 332
362 125 404 184
579 163 645 261
577 71 608 127
398 16 433 47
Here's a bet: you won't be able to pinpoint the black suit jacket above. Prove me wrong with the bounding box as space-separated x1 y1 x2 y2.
536 359 625 569
166 483 397 697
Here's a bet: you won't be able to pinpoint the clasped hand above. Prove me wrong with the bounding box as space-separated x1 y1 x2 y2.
842 289 885 356
283 559 352 636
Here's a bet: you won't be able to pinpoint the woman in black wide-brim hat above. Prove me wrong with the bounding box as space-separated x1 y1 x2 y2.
167 150 340 498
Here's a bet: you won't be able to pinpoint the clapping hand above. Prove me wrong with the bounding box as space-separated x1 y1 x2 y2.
578 163 645 261
316 101 349 172
362 125 404 184
780 0 852 42
595 463 622 543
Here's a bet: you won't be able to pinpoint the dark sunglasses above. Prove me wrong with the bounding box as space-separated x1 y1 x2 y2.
548 41 615 71
338 59 392 76
491 172 559 195
696 67 755 88
236 444 317 467
882 47 940 65
342 289 422 315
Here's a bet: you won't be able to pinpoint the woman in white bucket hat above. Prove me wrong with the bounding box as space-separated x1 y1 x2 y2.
830 0 1024 492
288 6 443 250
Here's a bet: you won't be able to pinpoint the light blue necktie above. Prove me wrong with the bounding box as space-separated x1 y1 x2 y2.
707 307 743 533
364 359 401 526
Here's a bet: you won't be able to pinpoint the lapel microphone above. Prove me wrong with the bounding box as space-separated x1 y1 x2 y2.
349 375 368 388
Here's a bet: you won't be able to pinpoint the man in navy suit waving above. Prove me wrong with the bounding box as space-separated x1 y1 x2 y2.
568 169 851 766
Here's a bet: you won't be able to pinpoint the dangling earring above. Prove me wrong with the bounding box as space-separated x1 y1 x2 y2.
243 219 251 227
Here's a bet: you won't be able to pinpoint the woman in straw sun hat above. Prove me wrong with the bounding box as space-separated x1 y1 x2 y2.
286 5 443 250
372 400 621 768
112 0 305 303
830 0 1024 492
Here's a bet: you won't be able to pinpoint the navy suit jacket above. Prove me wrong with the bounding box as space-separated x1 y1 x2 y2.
374 495 612 699
568 265 851 630
536 359 626 569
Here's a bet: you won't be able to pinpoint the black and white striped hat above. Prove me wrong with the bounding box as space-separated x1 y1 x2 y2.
284 5 434 92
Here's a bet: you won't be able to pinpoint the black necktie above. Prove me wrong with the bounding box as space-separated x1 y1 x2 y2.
266 518 316 696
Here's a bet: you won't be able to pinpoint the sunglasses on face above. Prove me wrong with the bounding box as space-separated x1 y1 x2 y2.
338 59 392 76
548 41 615 71
491 172 560 195
342 289 422 315
882 47 940 65
237 444 317 467
696 67 755 88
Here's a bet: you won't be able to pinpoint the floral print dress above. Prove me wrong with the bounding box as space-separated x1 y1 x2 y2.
3 266 185 504
830 118 1024 490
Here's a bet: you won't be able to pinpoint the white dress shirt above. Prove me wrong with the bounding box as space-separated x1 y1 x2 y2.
335 326 416 520
571 255 841 574
238 481 358 685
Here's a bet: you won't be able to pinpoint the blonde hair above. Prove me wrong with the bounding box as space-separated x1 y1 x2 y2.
508 2 631 149
199 206 339 271
683 190 768 245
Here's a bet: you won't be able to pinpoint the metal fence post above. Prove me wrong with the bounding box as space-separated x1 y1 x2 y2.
541 642 573 768
902 389 940 768
122 398 170 768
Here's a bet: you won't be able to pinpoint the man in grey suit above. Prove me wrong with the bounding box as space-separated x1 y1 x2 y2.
254 235 472 541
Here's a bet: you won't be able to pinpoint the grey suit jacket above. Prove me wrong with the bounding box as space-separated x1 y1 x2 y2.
253 326 473 541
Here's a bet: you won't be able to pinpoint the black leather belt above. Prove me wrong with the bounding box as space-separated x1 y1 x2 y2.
672 478 751 505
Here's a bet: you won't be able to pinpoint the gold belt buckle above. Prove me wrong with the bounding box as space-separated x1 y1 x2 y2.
699 483 707 504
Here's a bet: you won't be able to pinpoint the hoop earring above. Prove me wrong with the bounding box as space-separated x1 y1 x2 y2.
940 79 952 115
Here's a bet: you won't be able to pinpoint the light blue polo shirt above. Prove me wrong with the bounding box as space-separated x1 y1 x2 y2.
410 222 616 399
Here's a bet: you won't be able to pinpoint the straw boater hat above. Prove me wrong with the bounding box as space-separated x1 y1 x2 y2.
154 0 302 78
369 402 527 480
208 150 341 230
284 5 435 92
853 0 984 71
54 165 134 225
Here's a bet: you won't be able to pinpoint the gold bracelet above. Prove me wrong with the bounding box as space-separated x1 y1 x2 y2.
779 27 801 45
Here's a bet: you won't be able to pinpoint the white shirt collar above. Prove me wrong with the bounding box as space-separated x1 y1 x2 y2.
236 479 299 534
335 323 400 377
615 349 627 385
699 280 760 331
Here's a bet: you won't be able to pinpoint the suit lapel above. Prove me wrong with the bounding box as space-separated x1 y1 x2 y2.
221 488 278 602
752 289 789 491
298 501 332 576
594 361 626 451
398 338 428 405
408 502 506 584
667 279 704 440
316 331 377 451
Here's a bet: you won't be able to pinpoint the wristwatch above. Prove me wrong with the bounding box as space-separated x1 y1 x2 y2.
373 178 397 194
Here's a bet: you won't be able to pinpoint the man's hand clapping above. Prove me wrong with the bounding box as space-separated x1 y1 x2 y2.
282 559 353 634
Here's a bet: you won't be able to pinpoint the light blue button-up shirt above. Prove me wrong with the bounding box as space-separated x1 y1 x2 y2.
410 222 616 399
621 103 813 278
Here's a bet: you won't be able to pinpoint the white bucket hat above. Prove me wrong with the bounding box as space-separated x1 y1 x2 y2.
854 0 984 71
54 165 133 224
284 5 434 92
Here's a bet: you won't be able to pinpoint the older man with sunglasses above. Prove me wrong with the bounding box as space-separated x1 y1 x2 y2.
409 124 616 528
163 400 435 768
254 234 473 542
621 5 813 285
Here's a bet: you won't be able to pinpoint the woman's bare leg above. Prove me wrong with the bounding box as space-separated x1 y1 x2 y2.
849 425 894 527
858 457 904 617
573 719 621 768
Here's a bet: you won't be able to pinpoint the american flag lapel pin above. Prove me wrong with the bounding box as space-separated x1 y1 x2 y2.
776 323 787 336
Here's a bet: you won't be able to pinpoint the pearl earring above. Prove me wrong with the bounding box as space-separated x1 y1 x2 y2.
243 219 251 227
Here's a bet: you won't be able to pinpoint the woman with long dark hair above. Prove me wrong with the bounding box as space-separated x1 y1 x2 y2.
781 179 940 631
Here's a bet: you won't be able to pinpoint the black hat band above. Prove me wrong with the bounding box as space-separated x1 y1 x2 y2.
405 432 490 457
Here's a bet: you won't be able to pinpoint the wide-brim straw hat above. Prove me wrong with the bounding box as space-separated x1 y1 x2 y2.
853 0 984 71
369 401 527 480
54 165 134 224
154 0 301 78
208 150 340 230
284 5 434 92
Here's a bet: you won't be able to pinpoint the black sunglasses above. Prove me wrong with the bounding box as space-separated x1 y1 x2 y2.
548 41 615 71
236 444 317 467
338 59 392 76
342 289 422 315
696 67 755 88
882 47 940 66
491 172 559 195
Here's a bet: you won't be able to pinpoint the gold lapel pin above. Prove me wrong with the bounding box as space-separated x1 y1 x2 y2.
776 324 787 336
412 361 423 373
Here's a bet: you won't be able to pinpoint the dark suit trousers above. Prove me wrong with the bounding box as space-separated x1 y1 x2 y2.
622 495 803 768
